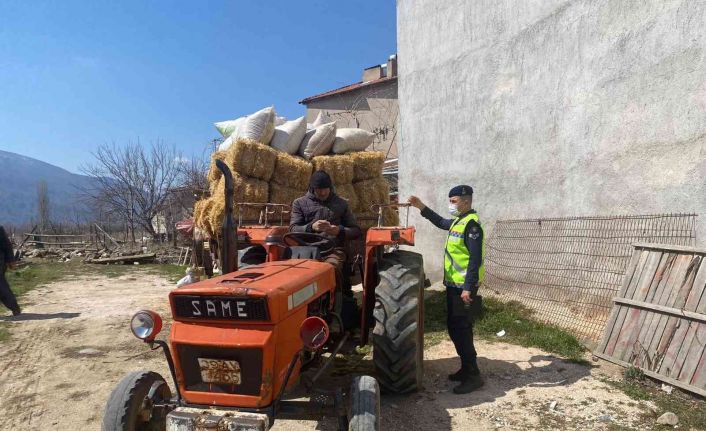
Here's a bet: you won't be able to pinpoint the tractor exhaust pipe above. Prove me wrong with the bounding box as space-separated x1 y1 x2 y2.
215 160 238 275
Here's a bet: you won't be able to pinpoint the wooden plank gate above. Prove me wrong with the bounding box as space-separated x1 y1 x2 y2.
595 243 706 396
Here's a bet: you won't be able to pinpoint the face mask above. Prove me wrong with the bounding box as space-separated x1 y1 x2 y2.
448 203 460 217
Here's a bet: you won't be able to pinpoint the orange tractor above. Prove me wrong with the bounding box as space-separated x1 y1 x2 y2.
102 161 425 431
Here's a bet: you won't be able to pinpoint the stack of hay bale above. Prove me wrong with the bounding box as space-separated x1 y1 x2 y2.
311 152 398 231
193 106 396 238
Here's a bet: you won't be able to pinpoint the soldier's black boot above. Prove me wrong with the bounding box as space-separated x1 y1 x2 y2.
467 360 480 376
453 374 484 394
448 358 480 381
447 367 468 382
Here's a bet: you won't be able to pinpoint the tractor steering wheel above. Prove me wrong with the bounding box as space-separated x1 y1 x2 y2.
282 232 337 255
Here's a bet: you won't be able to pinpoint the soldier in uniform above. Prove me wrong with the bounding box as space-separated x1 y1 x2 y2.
0 226 21 316
409 185 484 394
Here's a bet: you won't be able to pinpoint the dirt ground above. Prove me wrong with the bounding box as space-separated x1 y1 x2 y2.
0 270 658 430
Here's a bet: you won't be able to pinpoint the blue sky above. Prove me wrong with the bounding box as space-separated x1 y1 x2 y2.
0 1 396 173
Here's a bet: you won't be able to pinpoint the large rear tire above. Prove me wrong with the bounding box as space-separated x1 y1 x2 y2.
372 251 424 394
348 375 381 431
102 371 171 431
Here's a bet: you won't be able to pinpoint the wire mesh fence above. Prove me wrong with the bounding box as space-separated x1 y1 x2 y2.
482 213 697 344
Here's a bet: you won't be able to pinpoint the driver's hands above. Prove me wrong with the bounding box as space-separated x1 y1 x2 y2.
325 225 341 237
312 220 332 233
408 195 426 210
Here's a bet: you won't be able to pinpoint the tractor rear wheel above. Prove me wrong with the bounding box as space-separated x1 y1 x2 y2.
348 375 381 431
372 251 424 394
102 371 171 431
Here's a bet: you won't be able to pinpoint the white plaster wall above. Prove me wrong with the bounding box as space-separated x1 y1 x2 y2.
397 0 706 279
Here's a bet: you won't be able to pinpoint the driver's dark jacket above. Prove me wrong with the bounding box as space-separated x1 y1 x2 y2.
289 191 361 246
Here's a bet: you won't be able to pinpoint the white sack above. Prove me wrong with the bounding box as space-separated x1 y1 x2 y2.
214 106 276 144
218 136 234 151
298 122 337 159
236 106 276 145
332 128 375 154
311 111 331 128
214 116 246 138
271 116 307 154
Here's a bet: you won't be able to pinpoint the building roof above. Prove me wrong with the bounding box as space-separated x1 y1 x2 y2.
299 76 397 105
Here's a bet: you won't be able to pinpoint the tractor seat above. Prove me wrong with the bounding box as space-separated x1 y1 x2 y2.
282 246 321 260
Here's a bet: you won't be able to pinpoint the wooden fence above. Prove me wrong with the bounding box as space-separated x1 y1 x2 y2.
595 243 706 396
22 224 121 250
482 213 697 343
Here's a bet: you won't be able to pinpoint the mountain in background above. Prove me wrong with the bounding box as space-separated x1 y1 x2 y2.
0 150 96 225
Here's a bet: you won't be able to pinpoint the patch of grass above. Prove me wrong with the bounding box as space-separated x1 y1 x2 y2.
0 322 9 342
6 261 85 298
84 262 186 282
147 264 187 283
332 347 374 376
423 291 586 362
423 290 448 348
624 365 645 381
604 377 706 430
4 261 188 303
608 379 651 401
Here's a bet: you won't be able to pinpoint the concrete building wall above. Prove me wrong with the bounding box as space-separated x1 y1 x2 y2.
397 0 706 280
304 80 399 158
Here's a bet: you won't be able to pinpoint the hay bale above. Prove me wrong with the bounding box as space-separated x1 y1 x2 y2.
208 198 263 229
227 138 278 181
335 184 358 213
210 174 268 222
272 152 312 190
353 176 390 213
269 183 303 208
312 154 354 185
193 199 208 229
207 198 226 236
350 151 385 182
195 199 216 237
355 209 400 230
383 208 400 226
207 151 229 183
356 215 378 232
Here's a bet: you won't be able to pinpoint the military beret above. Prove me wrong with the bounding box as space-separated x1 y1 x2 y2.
448 185 473 197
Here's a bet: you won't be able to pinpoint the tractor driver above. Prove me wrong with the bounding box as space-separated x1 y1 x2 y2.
289 171 361 300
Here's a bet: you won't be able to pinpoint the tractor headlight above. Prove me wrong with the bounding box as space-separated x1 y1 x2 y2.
130 310 163 342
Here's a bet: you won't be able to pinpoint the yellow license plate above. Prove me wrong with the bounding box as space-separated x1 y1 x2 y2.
197 358 241 385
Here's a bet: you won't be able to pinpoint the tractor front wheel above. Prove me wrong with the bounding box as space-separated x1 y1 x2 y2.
348 375 381 431
372 251 424 394
102 371 172 431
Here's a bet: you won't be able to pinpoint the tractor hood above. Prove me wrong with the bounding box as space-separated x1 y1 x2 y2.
168 259 336 408
169 259 335 324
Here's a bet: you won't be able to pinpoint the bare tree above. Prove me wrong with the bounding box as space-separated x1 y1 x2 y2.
79 141 183 242
37 180 51 232
177 153 210 199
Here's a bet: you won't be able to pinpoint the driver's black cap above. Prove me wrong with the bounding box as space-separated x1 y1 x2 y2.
448 185 473 198
310 170 333 189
